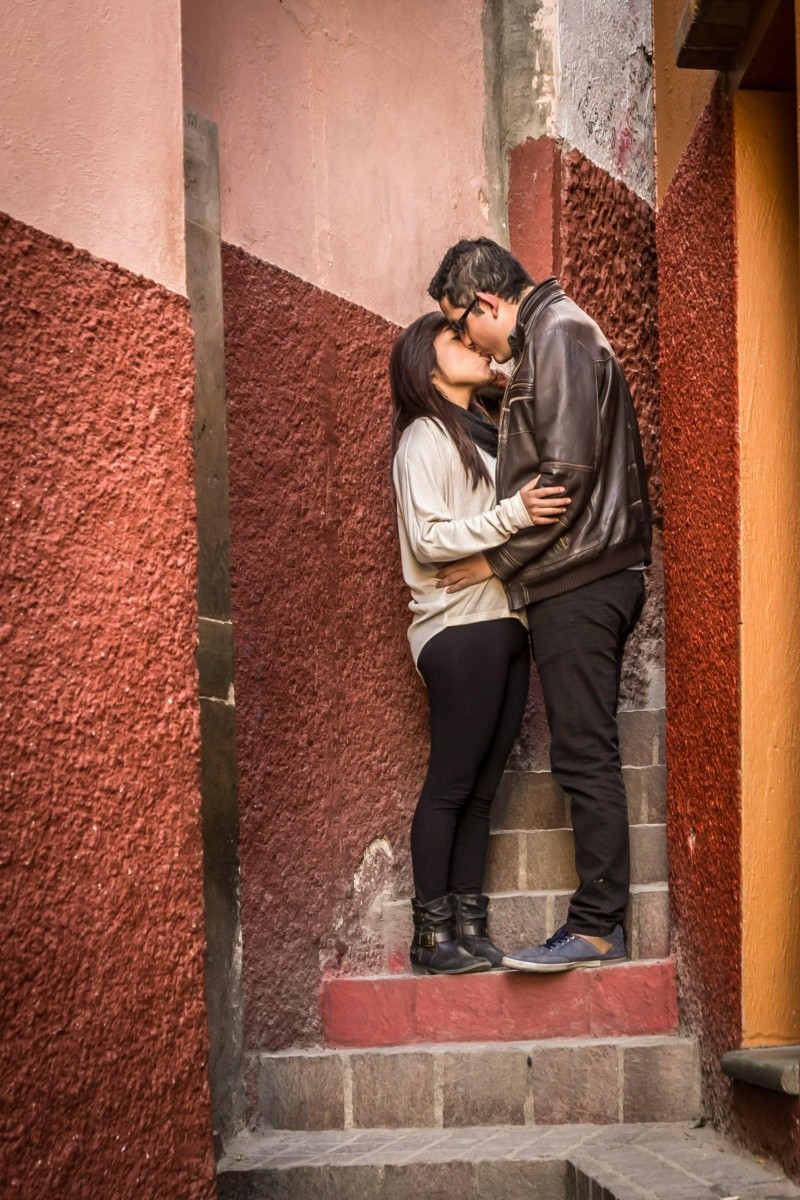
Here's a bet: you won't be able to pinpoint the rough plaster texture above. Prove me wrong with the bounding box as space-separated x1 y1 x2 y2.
507 140 664 769
226 142 665 1045
0 214 214 1195
657 89 742 1123
558 0 655 207
0 0 186 295
183 0 493 327
482 0 560 240
560 148 663 713
221 246 429 1050
732 1083 800 1186
485 0 655 212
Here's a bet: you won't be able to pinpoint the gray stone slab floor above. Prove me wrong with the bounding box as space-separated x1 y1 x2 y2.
218 1121 800 1198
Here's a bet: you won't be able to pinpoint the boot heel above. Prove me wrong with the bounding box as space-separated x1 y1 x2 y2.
410 963 430 976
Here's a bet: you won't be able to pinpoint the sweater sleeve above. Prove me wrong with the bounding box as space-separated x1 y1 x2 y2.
394 421 533 564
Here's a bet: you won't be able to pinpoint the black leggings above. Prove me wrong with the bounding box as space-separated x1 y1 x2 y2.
411 618 531 903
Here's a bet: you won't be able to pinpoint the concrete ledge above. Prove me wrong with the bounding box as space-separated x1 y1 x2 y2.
721 1046 800 1095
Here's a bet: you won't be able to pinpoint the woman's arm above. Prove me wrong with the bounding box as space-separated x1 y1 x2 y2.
394 422 568 564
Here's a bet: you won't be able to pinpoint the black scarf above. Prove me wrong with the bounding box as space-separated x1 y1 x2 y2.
456 404 499 459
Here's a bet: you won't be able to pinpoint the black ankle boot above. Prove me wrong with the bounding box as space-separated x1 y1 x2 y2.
453 892 505 968
410 895 491 975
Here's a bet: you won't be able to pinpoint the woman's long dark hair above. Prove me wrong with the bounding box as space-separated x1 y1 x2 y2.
389 312 491 489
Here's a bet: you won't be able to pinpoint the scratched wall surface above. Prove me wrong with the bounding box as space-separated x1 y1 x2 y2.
557 0 655 206
657 89 742 1122
485 0 655 210
222 245 429 1050
0 214 215 1197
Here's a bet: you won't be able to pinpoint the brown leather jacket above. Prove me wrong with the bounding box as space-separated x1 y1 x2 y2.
486 279 651 609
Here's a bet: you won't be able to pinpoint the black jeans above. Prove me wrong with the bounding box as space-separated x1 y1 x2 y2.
527 569 646 935
411 619 531 904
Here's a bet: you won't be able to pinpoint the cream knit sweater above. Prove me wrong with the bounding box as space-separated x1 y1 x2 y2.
393 417 532 665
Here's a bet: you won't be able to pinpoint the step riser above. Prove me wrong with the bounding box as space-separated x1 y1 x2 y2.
514 707 665 773
493 765 666 832
485 824 667 893
322 961 679 1049
252 1038 700 1131
218 1159 567 1200
382 888 669 973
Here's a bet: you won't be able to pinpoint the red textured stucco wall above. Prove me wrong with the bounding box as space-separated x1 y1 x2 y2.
560 149 661 517
227 146 667 1046
560 148 663 711
221 246 428 1050
732 1084 800 1183
508 141 664 771
657 89 742 1119
507 141 661 514
0 214 215 1198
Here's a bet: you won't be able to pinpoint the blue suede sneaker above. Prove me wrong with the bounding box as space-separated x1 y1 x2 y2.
501 923 626 973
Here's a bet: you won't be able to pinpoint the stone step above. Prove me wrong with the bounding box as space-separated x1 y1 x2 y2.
484 823 667 893
514 706 665 773
322 959 678 1049
217 1122 800 1200
382 883 669 973
249 1034 700 1131
492 765 666 831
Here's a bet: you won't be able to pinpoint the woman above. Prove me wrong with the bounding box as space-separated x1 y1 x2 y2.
390 312 570 975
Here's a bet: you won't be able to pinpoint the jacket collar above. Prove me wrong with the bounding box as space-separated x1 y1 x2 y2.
508 277 564 358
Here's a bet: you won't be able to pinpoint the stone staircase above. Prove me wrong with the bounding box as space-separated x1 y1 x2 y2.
219 709 714 1198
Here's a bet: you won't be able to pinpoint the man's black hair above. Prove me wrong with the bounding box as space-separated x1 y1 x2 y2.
428 238 534 308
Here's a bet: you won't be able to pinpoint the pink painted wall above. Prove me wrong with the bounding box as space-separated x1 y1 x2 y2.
182 0 492 325
0 0 186 294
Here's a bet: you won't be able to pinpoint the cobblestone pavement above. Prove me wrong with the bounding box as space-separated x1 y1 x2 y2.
218 1121 800 1198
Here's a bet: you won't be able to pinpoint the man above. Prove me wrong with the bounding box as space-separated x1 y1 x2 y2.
428 238 651 972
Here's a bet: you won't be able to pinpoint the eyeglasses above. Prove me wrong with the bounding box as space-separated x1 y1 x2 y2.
450 295 481 337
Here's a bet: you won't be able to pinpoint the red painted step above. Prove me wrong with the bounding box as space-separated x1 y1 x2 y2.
322 959 678 1049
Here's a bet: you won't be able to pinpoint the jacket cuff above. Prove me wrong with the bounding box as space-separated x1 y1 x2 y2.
485 543 519 582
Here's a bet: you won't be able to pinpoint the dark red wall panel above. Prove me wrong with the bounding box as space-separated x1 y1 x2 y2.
560 147 663 712
0 214 215 1197
221 246 428 1049
508 141 664 771
560 148 661 519
509 136 562 284
657 89 742 1118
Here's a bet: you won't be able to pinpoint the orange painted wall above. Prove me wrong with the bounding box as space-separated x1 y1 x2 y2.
735 91 800 1047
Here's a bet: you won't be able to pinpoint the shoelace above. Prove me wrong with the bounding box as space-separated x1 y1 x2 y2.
544 929 575 951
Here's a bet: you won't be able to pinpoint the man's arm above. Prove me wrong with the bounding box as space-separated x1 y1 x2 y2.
485 328 600 581
394 421 534 564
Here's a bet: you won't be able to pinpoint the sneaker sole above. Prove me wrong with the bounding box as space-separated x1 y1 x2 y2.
501 955 625 973
411 962 492 976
